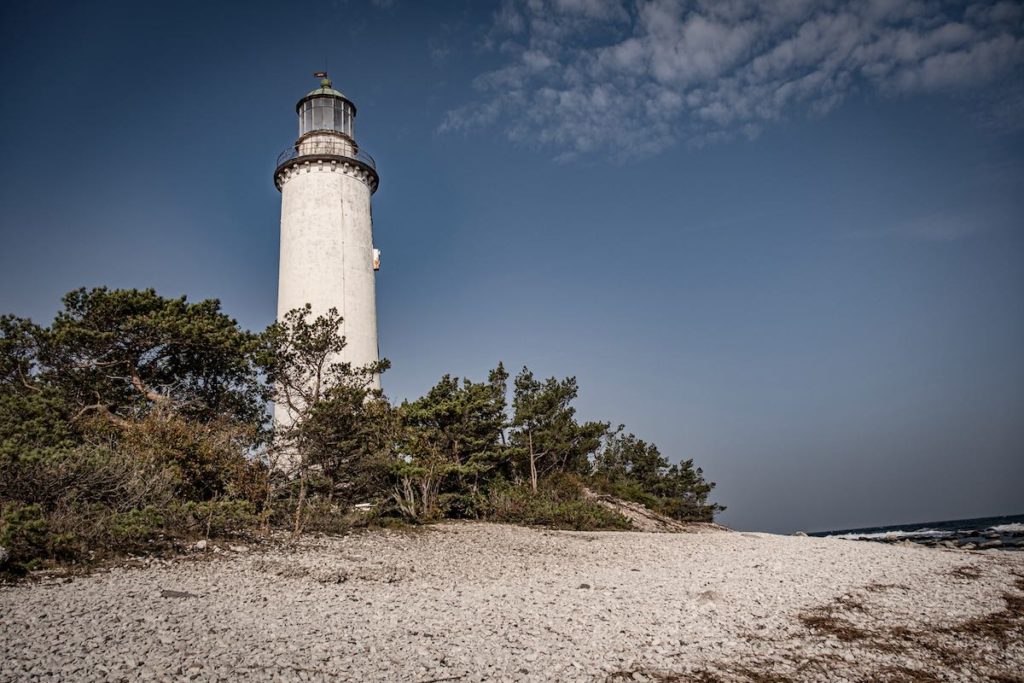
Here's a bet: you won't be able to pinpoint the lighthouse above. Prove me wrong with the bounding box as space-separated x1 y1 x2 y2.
273 73 381 410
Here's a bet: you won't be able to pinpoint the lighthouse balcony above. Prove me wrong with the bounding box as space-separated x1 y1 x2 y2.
276 140 376 171
274 141 378 192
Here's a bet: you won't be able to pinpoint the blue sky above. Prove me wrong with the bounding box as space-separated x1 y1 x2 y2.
1 0 1022 532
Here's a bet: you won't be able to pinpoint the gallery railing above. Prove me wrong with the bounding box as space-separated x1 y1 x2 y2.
275 143 376 171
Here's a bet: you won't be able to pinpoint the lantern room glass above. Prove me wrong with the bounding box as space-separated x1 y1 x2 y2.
299 97 354 138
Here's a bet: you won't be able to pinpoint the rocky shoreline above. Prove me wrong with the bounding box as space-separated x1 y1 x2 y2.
2 523 1023 681
877 530 1023 551
818 525 1024 552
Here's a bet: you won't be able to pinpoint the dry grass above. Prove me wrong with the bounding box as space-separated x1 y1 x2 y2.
798 612 871 642
606 670 693 682
798 593 870 641
938 576 1024 644
799 575 1024 678
610 576 1024 683
948 564 983 581
607 666 794 683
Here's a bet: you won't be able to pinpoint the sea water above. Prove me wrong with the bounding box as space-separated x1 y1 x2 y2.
811 513 1024 550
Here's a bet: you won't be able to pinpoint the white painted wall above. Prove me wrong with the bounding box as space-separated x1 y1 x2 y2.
274 133 379 430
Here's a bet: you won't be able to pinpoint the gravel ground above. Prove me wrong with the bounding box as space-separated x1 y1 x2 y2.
2 522 1023 682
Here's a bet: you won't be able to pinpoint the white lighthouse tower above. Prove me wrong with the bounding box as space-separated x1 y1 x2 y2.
273 73 381 412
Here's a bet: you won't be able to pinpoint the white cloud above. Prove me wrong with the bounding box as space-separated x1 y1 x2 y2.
443 0 1024 158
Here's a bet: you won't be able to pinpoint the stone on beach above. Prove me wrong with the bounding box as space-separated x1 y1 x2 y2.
1 523 1022 682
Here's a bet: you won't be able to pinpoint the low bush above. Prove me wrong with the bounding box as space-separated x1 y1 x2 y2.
0 503 50 571
168 499 257 538
0 442 180 574
0 443 177 512
484 476 631 531
0 501 171 574
0 438 261 576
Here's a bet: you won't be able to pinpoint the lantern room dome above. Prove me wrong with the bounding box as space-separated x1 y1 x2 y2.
301 84 348 101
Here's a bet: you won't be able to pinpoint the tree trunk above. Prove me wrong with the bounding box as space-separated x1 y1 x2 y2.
293 467 308 537
529 431 538 494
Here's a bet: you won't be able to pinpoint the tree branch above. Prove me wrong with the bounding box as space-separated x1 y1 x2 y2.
129 367 172 405
17 367 41 393
71 402 130 429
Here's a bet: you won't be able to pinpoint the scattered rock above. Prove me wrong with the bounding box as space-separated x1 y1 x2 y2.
2 523 1023 681
193 540 208 551
792 532 808 537
229 545 249 553
978 540 1002 549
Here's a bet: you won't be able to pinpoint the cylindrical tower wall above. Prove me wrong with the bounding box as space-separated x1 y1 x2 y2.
274 159 379 428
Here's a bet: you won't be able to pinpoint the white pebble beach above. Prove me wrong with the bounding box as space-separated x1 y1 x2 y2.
2 523 1022 682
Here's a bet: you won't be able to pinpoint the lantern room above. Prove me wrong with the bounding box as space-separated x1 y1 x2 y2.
296 76 356 139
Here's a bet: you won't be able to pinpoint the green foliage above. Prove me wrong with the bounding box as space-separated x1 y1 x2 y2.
42 287 264 426
171 500 257 537
0 443 177 513
393 365 509 520
300 392 397 506
484 476 631 531
257 305 391 534
0 316 77 468
592 431 724 522
0 315 42 388
0 287 724 576
509 368 608 490
0 290 265 574
265 498 356 535
402 365 508 479
0 389 76 466
0 503 49 572
106 507 166 545
259 304 388 427
0 441 178 574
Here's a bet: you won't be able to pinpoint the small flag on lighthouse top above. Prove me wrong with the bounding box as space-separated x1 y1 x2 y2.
313 71 328 78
